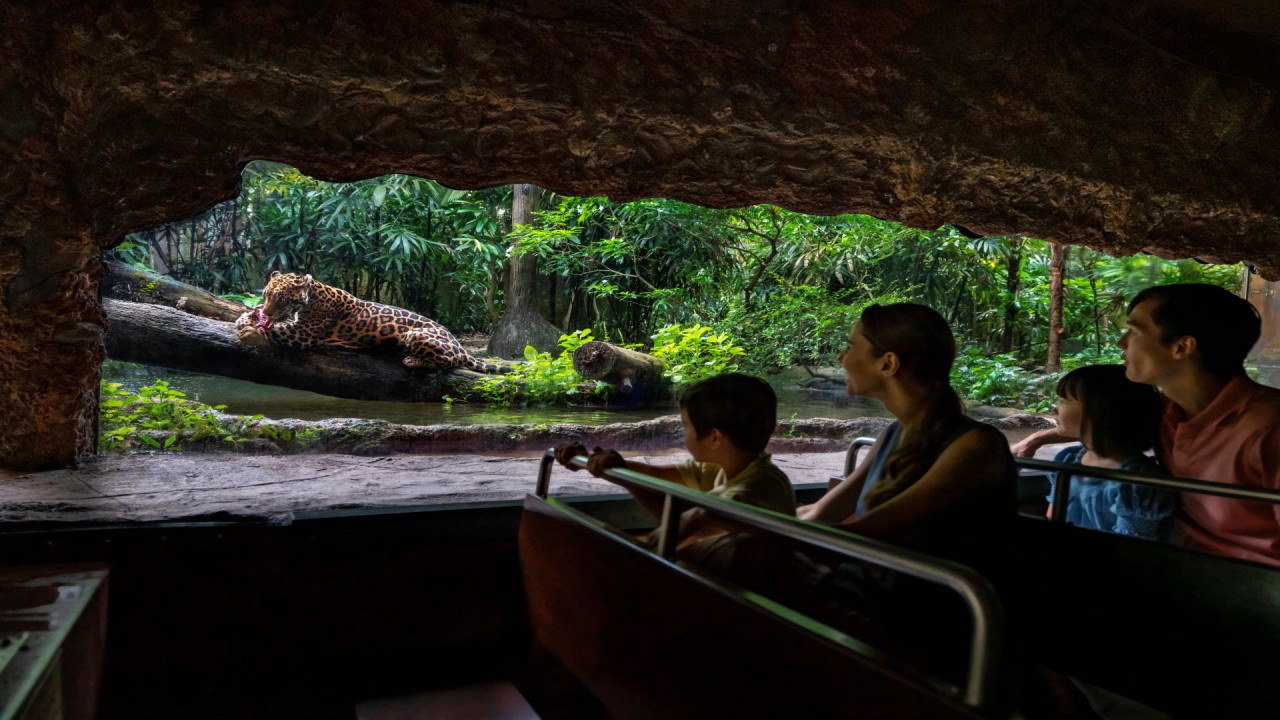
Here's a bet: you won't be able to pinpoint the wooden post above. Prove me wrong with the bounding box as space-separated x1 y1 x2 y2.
1047 242 1068 373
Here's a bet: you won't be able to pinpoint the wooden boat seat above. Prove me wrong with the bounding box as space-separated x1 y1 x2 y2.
518 494 993 720
1006 516 1280 717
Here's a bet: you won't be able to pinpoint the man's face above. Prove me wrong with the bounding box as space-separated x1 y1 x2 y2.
1118 299 1178 386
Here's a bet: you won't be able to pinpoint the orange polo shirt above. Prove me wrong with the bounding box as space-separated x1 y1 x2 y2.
1161 375 1280 567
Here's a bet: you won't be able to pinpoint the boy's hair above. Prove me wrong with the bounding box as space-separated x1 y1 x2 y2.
678 373 777 455
1056 364 1162 459
1128 283 1261 380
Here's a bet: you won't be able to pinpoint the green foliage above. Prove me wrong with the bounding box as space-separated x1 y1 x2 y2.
720 282 910 371
950 349 1051 411
109 240 154 271
118 163 1245 412
475 324 747 406
951 347 1130 412
221 293 263 307
650 324 746 388
98 380 293 452
476 330 606 407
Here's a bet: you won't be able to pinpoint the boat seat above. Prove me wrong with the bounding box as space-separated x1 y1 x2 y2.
519 494 993 719
1006 516 1280 717
355 681 540 720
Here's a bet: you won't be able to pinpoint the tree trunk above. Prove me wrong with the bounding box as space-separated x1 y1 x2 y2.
1047 242 1068 372
1089 276 1102 354
1000 238 1024 354
103 258 247 322
488 184 562 357
572 341 669 399
103 299 500 403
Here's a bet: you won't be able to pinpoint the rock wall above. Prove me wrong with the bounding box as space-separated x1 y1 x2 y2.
3 0 1280 468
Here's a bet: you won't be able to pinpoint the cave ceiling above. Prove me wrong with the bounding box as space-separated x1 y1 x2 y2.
5 0 1280 275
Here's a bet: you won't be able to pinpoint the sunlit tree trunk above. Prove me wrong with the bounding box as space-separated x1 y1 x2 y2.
488 184 562 357
1000 237 1024 354
1047 242 1068 372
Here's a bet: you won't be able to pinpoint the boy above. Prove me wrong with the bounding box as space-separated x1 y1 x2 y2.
554 372 796 549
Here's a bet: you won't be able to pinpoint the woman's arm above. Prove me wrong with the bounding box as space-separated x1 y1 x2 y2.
841 428 1007 543
797 431 886 522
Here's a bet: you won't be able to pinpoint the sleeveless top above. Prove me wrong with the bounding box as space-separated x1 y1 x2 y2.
854 417 1017 578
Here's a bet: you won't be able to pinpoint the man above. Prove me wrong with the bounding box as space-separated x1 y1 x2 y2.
1015 283 1280 566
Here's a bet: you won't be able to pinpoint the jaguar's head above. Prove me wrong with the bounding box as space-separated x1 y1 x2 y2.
260 271 314 324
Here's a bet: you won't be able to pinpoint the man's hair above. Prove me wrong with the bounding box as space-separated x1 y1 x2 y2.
678 373 777 455
1128 283 1261 380
1056 364 1161 459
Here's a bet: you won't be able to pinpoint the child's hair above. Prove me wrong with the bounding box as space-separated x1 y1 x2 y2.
858 303 966 510
1056 364 1162 459
678 373 777 455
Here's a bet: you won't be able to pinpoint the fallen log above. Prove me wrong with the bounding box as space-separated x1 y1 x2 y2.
103 259 248 322
103 299 502 403
572 341 669 399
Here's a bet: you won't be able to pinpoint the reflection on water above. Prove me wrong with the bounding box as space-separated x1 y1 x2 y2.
102 366 888 426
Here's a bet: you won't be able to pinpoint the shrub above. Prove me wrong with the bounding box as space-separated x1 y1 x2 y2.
719 283 909 371
98 380 292 452
650 323 746 388
476 329 608 407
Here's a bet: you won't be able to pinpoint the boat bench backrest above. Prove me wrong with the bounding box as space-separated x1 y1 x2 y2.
519 495 990 720
1006 516 1280 717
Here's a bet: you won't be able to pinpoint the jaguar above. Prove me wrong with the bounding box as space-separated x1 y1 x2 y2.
236 272 511 373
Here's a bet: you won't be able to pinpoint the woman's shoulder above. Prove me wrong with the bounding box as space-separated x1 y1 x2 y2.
942 421 1015 467
954 420 1012 450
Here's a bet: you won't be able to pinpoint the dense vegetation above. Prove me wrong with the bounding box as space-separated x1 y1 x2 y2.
112 161 1244 413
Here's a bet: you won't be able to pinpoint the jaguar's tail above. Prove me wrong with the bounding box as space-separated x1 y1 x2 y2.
465 355 515 374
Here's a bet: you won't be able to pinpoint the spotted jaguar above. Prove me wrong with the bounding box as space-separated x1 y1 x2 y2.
236 272 510 373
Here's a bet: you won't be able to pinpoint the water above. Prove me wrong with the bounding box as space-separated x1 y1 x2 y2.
102 364 888 426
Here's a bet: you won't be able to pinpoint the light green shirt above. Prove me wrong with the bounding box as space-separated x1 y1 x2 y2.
675 452 797 516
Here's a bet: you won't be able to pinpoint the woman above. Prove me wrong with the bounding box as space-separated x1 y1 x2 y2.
798 303 1016 574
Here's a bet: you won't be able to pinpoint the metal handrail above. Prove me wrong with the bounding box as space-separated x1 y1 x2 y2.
827 436 878 487
535 449 1005 709
1014 457 1280 523
843 436 877 477
823 436 1280 518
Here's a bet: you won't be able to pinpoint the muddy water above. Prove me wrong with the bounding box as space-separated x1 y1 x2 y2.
102 365 890 426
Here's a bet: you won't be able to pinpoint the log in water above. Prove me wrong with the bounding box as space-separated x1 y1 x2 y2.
572 341 669 399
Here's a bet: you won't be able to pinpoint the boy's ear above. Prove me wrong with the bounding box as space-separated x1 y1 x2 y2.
706 427 725 447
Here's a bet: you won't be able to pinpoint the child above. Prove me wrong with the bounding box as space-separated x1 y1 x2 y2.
554 372 795 549
1046 364 1176 540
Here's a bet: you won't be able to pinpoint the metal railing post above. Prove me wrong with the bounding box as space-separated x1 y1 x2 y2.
1049 471 1071 523
655 495 682 559
536 449 556 499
